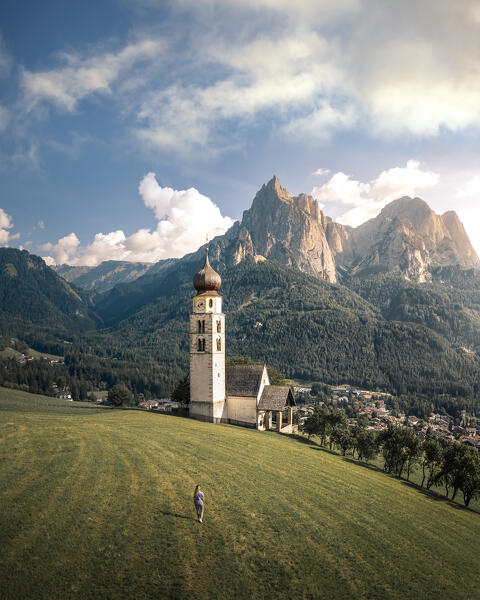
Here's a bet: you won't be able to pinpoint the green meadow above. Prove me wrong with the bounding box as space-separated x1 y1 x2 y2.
1 388 479 600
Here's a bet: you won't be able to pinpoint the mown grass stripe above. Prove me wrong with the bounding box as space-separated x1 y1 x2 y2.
1 390 479 600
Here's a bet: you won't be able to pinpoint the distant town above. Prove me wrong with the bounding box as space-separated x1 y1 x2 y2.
294 385 480 451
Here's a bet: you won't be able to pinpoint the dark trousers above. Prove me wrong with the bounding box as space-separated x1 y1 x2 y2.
195 502 204 521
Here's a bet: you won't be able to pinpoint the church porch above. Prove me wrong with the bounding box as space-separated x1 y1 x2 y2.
257 386 296 433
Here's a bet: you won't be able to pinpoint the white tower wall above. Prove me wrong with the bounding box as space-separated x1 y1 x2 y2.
189 295 227 423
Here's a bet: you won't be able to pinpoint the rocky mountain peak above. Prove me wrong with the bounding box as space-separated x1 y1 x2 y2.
378 196 433 226
333 195 480 280
231 177 336 281
257 175 292 205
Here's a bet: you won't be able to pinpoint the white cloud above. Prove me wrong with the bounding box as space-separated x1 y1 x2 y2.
14 0 480 157
456 176 480 199
313 168 330 176
136 32 347 151
43 256 56 267
135 0 480 148
312 160 440 226
41 232 81 264
22 38 163 112
370 160 439 201
281 103 356 140
0 208 19 245
41 174 234 265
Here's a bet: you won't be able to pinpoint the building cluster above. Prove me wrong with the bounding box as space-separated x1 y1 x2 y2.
137 398 180 413
19 353 63 365
52 383 72 400
296 386 480 451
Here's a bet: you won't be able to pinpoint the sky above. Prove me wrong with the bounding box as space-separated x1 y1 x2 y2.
1 0 480 266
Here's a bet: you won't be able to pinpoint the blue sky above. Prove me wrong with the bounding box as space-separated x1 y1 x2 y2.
1 0 480 265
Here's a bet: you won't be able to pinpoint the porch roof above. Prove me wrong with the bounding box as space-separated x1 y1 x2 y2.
258 386 296 411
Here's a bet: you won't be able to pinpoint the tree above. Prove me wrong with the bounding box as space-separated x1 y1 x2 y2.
107 383 134 407
434 443 469 500
460 451 480 507
326 409 348 449
331 425 353 456
301 407 325 440
353 427 378 463
171 374 190 405
378 425 421 479
420 438 443 488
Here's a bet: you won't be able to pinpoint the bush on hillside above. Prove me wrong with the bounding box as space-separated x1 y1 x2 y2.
107 383 134 407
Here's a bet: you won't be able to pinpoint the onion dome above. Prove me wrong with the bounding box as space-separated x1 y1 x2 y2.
193 247 221 292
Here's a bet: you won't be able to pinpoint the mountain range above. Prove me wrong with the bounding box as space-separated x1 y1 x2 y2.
1 176 480 409
57 176 479 291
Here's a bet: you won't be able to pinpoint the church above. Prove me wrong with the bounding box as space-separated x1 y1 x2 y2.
188 247 296 432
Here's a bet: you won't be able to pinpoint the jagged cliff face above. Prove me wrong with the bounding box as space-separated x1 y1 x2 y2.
57 176 479 290
223 178 479 283
229 176 337 282
329 197 480 281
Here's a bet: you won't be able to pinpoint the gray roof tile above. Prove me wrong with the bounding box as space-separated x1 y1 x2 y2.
258 386 296 411
226 364 265 397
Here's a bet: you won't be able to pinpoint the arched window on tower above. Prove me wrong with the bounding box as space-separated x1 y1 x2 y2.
216 337 221 351
197 320 205 333
209 299 213 308
197 338 205 352
216 319 221 333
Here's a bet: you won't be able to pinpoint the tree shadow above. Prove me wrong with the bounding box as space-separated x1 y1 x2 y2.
295 435 480 515
158 510 193 521
309 445 343 457
289 433 320 447
342 456 383 473
399 479 478 513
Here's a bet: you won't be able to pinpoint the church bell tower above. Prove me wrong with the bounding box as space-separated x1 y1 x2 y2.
189 247 226 423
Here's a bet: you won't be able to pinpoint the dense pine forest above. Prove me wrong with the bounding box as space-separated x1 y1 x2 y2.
1 248 480 415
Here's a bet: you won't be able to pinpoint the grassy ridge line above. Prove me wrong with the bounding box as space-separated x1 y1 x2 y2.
1 389 479 600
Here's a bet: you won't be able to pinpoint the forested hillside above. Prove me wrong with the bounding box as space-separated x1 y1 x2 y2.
345 270 480 352
69 259 480 410
0 249 98 354
1 248 480 413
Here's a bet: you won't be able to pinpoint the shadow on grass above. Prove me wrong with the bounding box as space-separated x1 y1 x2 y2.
158 510 194 521
398 479 478 513
288 433 320 447
292 433 479 515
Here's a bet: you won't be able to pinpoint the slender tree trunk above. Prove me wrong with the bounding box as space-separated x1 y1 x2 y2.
421 464 426 488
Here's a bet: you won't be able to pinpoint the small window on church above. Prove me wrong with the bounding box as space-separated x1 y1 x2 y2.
209 299 213 308
197 338 205 352
197 320 205 333
216 337 221 351
216 319 221 333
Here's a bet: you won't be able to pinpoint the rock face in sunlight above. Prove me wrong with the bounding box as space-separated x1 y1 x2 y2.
228 178 479 283
231 176 337 282
49 176 480 289
329 196 480 281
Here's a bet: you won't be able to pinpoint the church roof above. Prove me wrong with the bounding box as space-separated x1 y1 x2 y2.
226 364 265 397
193 247 221 293
258 386 296 411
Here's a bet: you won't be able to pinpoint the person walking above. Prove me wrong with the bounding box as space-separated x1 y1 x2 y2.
193 485 205 523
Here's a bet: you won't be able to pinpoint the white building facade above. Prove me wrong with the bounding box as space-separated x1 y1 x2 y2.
189 247 295 431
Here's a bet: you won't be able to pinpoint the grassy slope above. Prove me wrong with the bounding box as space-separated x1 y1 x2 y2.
1 388 479 600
